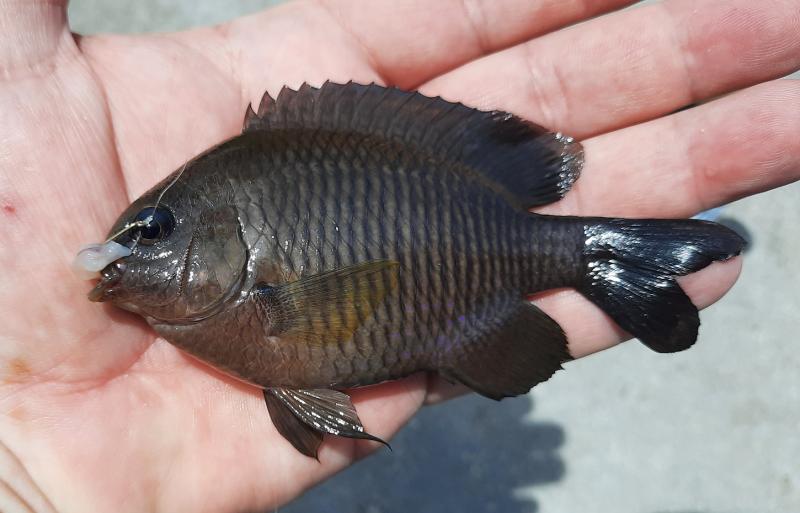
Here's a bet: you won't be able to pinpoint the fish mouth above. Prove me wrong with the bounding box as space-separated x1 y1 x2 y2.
88 262 125 302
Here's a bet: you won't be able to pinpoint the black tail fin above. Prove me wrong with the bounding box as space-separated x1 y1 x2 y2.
579 218 746 353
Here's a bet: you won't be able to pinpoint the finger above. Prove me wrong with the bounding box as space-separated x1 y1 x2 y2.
422 0 800 138
249 0 638 89
0 0 69 79
219 0 638 121
424 376 470 405
544 257 743 358
546 79 800 218
392 50 798 407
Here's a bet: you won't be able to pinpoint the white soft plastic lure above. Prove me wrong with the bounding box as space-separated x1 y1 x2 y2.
71 241 132 280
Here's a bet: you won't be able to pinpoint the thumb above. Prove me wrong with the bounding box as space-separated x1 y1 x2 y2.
0 0 70 78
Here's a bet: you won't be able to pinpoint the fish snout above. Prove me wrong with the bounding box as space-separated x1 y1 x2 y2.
88 261 126 302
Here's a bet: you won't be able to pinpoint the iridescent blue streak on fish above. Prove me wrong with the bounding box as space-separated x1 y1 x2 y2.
85 82 745 458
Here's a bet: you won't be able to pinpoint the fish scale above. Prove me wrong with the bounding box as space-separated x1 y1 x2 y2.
86 82 745 458
222 131 530 386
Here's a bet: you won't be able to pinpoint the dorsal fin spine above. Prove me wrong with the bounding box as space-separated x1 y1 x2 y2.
241 81 584 209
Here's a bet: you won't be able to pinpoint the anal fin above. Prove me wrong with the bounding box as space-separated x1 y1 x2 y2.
264 388 388 458
441 299 571 400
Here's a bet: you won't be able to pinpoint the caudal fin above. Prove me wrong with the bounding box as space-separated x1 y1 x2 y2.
579 218 745 353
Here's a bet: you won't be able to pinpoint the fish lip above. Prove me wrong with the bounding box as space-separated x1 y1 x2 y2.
88 262 125 302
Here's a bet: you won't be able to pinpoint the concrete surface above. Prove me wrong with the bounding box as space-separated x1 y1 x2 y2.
68 1 799 512
69 0 283 34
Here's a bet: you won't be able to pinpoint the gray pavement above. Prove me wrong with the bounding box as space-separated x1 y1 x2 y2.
68 1 799 512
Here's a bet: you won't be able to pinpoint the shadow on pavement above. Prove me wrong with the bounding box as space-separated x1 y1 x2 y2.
284 393 565 513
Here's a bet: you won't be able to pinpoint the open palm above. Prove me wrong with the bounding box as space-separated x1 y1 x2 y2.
1 0 798 511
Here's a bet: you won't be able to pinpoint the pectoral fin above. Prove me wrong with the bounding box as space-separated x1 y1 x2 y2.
264 388 388 458
254 260 399 345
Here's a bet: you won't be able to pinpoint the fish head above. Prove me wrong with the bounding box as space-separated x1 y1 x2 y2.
87 170 248 323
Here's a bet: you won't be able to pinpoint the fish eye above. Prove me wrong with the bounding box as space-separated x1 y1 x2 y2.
132 206 175 245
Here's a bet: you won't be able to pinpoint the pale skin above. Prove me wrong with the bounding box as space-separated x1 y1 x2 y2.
0 0 798 511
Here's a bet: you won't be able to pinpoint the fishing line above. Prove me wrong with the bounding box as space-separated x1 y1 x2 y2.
103 159 189 245
151 159 188 218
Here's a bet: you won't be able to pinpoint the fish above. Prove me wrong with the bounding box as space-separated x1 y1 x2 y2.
78 81 745 458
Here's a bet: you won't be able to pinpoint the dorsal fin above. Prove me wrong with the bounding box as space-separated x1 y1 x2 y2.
242 81 584 209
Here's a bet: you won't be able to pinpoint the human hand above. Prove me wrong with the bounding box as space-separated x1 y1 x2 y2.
1 0 798 511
